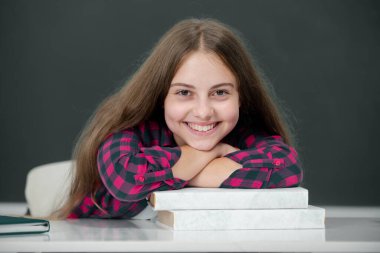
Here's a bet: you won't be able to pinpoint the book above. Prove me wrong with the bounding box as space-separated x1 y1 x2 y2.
0 215 50 236
150 187 308 210
155 205 325 230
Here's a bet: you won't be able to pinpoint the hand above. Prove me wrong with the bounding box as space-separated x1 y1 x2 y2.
188 157 242 187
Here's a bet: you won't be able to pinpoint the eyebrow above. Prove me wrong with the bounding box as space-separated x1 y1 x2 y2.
170 83 235 89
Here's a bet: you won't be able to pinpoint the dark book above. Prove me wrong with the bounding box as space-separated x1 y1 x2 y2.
0 215 50 236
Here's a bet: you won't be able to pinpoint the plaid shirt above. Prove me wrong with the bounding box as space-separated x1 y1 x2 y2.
68 121 303 218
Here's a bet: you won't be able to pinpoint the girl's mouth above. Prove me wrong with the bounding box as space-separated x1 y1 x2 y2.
185 122 218 133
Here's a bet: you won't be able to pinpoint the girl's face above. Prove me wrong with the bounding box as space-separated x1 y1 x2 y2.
164 51 240 151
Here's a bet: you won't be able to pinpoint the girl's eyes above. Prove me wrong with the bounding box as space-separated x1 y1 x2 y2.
175 90 191 96
212 89 229 96
174 89 230 97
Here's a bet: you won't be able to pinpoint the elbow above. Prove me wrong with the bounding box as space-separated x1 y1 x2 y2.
116 184 146 202
281 146 304 187
101 177 147 202
267 161 303 188
280 162 304 188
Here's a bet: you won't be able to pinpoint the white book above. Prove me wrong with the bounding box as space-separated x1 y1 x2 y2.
150 187 308 210
155 205 325 231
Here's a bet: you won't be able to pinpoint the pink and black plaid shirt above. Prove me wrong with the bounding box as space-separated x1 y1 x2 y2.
68 121 303 218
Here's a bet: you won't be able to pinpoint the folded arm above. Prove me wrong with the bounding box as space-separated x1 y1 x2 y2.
189 134 303 189
97 128 189 203
187 157 242 187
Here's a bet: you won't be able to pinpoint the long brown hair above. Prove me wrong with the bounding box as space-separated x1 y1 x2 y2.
55 18 292 219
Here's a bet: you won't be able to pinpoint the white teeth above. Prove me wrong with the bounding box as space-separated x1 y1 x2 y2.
187 123 216 132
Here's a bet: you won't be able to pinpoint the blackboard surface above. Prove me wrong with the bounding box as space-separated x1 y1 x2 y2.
1 0 379 205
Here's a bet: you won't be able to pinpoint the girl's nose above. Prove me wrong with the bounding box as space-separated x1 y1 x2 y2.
193 100 214 120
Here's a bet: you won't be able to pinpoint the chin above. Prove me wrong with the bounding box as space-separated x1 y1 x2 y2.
187 142 218 152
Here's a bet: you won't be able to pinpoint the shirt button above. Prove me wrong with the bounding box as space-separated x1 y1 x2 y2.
273 159 282 166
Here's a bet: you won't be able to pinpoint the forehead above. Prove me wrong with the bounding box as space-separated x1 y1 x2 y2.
171 51 237 88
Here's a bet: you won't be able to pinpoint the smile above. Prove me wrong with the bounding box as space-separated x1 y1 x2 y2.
186 122 218 132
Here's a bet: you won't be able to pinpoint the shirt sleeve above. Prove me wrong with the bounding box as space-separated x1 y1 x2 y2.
97 130 188 202
220 133 303 189
67 186 147 219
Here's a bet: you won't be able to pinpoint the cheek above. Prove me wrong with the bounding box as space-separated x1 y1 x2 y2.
218 102 240 123
165 108 181 123
164 99 187 124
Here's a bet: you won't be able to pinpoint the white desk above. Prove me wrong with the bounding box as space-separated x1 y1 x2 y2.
0 203 379 252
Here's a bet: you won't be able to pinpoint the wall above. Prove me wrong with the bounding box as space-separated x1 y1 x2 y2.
1 0 379 205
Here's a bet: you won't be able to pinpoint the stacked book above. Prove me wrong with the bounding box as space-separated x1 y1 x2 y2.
149 187 325 230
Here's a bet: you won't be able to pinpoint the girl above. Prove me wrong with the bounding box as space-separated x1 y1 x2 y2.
56 18 303 219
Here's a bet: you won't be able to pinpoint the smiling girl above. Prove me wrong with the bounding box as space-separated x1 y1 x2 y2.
57 18 303 219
